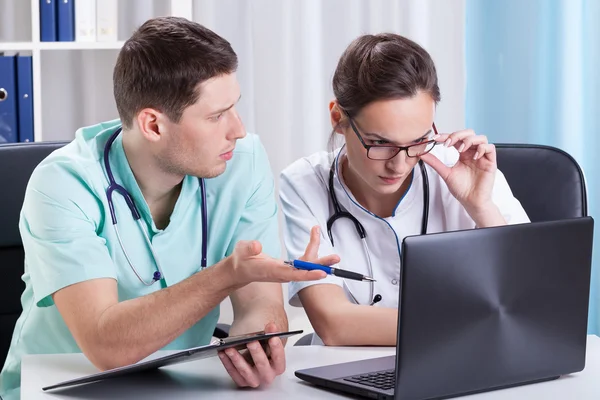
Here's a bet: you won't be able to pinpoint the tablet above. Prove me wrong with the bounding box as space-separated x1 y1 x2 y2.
43 329 303 391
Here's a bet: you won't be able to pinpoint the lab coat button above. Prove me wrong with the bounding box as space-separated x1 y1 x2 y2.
391 279 398 285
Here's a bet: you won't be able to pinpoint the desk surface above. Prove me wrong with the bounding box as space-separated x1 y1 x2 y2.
22 336 600 400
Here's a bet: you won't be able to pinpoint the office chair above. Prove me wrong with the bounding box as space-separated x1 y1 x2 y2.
294 143 588 346
0 141 230 370
494 144 587 221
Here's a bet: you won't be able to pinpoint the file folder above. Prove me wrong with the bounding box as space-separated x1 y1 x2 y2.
75 0 97 42
16 55 34 142
40 0 57 41
96 0 118 41
0 55 18 144
57 0 75 41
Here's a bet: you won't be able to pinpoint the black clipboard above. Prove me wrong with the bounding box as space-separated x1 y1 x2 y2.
42 329 303 391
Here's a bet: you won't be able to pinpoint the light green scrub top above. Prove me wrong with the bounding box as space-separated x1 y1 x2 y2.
0 120 281 400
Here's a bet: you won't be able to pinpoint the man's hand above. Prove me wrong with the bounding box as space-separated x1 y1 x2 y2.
219 227 340 387
225 233 340 289
218 321 285 388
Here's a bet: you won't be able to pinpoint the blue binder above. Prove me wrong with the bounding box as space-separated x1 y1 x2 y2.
16 55 34 143
57 0 75 41
40 0 57 41
0 55 18 144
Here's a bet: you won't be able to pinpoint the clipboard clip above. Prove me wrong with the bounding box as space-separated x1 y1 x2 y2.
211 330 267 346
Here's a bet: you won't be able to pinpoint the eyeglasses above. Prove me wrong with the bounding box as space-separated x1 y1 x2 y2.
346 115 440 160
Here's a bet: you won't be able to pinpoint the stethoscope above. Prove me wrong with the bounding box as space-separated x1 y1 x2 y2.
327 154 429 306
103 127 208 286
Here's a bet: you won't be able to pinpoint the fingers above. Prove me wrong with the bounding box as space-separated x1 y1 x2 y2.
222 332 285 388
473 143 496 163
260 262 327 282
264 321 290 348
434 129 476 148
267 337 286 375
301 226 321 261
222 348 261 388
243 258 327 283
435 129 488 154
264 321 278 333
432 128 497 173
248 240 262 256
282 268 327 282
262 320 286 374
246 341 276 385
457 135 487 154
419 152 451 180
235 240 263 257
301 226 341 268
315 254 341 266
219 350 250 387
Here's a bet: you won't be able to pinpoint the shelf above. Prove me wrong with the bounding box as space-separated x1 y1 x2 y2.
0 42 34 51
39 41 125 50
3 0 190 142
0 41 125 51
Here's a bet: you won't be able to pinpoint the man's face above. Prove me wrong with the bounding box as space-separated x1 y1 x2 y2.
154 73 246 178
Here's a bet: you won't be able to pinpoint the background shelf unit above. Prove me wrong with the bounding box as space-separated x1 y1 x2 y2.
0 0 194 142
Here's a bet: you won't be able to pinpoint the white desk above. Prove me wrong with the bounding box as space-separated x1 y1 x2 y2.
22 336 600 399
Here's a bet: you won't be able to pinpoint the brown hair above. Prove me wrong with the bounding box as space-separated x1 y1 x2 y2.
113 16 238 129
331 33 440 144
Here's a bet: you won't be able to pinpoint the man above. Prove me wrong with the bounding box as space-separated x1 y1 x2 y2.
0 17 337 400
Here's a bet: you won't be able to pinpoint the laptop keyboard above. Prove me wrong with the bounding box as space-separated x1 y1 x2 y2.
343 369 396 391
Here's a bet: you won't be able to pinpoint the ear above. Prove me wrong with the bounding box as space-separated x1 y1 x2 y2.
135 108 163 143
329 100 345 135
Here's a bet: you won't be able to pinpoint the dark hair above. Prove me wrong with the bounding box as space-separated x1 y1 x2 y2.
113 16 238 129
331 33 440 144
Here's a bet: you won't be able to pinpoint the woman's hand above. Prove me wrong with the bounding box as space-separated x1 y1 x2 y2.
419 129 506 227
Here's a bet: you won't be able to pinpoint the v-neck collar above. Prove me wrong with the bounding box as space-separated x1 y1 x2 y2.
333 146 419 219
108 130 198 236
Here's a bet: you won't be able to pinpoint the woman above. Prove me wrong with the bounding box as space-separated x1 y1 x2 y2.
279 33 529 346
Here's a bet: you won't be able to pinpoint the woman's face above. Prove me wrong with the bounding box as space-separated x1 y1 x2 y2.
331 91 436 197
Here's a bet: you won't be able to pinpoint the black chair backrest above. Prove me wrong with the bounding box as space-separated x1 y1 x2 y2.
495 144 587 221
0 141 68 370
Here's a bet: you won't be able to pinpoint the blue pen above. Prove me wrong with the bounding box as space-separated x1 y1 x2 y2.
284 259 375 282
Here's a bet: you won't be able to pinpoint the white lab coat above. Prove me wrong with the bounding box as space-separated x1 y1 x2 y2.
279 145 530 343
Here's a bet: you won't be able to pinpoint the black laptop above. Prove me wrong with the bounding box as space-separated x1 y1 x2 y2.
295 217 594 400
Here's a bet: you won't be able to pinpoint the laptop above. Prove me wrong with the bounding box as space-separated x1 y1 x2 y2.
295 217 594 400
